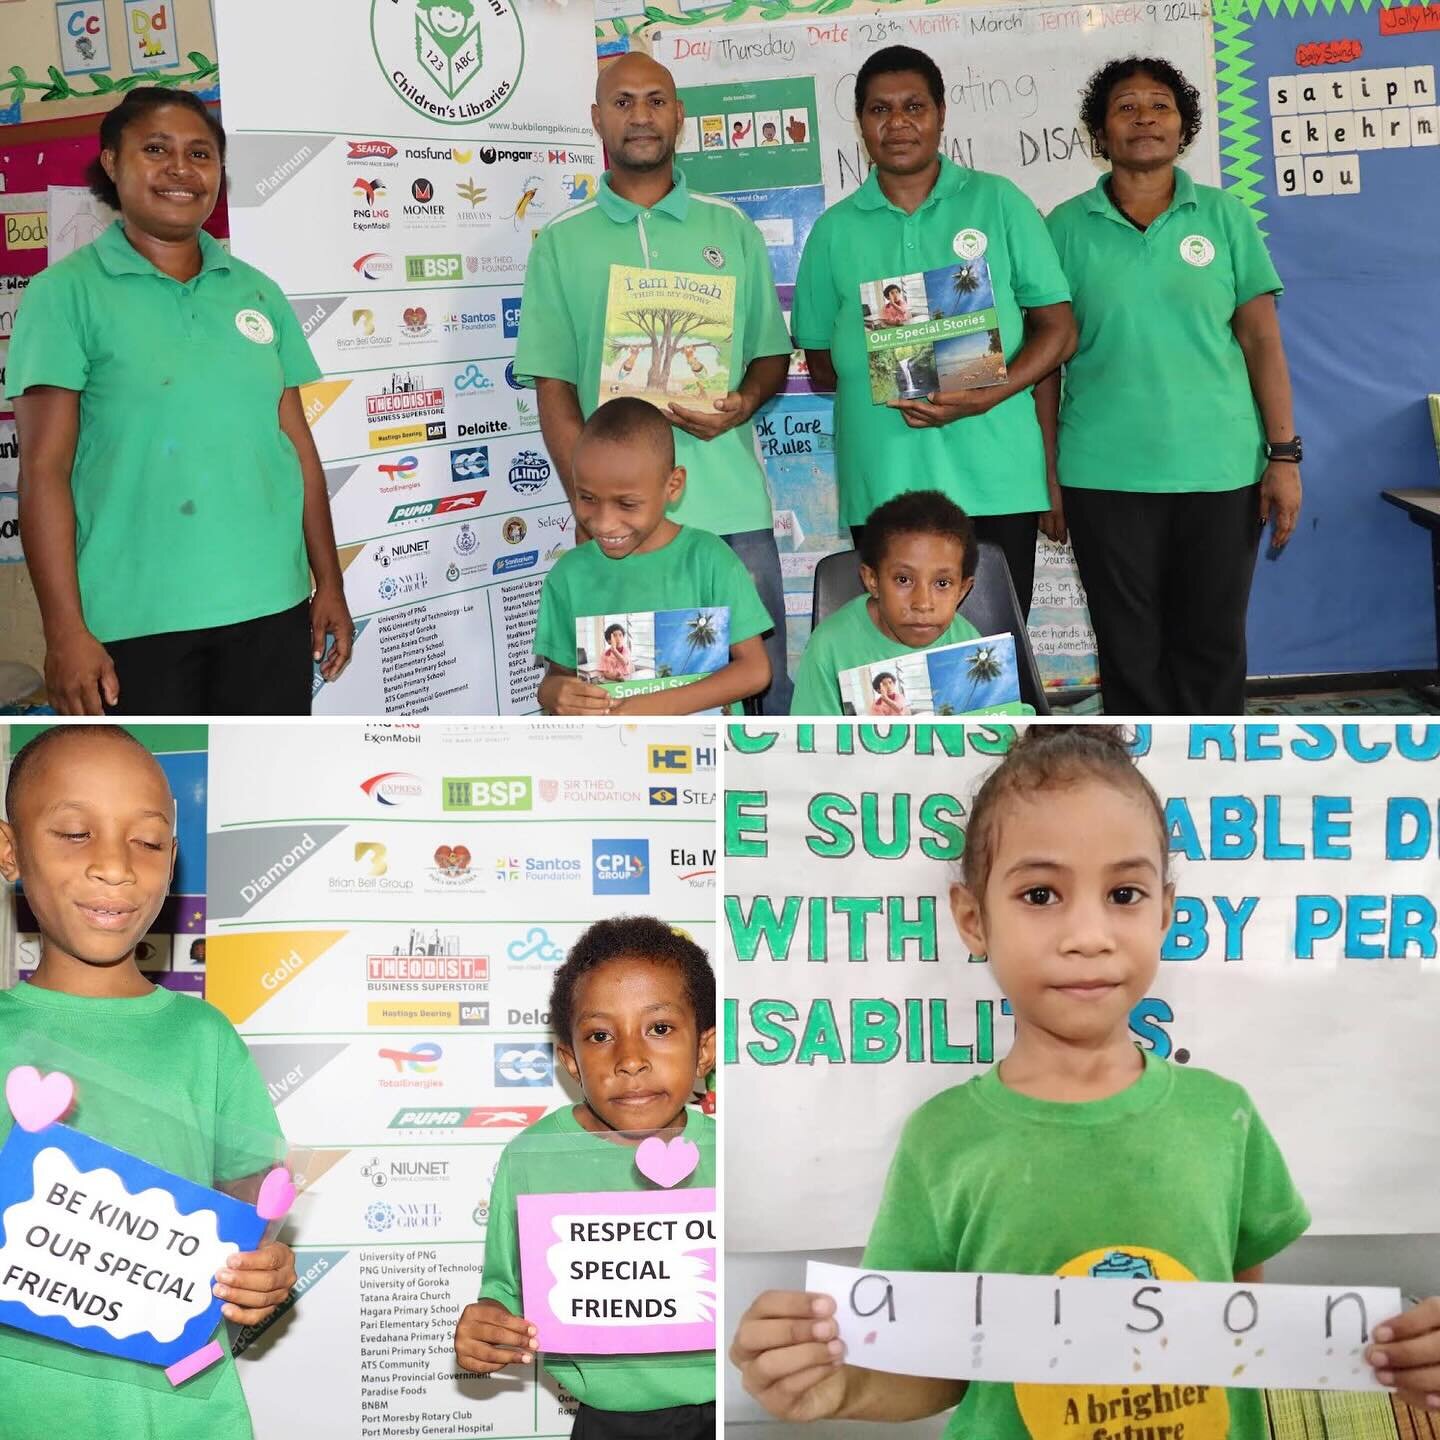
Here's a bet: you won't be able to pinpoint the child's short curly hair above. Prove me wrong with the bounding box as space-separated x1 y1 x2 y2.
961 725 1170 900
550 916 715 1045
1079 57 1203 158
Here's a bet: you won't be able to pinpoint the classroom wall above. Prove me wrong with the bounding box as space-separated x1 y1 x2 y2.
725 1240 1440 1434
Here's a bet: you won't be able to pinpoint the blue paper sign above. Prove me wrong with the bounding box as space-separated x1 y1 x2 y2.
0 1120 266 1372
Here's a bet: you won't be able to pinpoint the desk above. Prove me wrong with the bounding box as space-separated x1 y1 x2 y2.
1383 488 1440 670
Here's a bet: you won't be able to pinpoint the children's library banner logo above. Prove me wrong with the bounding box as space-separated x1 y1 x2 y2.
371 0 525 126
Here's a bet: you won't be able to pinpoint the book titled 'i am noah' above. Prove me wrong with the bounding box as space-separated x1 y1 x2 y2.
859 258 1006 405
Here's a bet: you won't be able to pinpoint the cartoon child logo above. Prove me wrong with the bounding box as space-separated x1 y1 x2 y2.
370 0 523 124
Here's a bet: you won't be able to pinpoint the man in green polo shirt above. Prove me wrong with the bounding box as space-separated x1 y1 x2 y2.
515 52 795 712
792 44 1076 616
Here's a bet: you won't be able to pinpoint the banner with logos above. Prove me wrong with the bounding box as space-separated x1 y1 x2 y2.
207 722 717 1438
723 721 1440 1251
214 1 599 714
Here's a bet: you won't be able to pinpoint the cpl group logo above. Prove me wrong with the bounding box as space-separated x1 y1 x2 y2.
592 839 650 896
495 1042 554 1088
371 0 525 126
501 296 522 339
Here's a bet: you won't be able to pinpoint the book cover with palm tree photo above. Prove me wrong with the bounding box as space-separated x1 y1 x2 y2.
860 259 1006 405
603 265 737 411
576 606 732 701
838 631 1027 717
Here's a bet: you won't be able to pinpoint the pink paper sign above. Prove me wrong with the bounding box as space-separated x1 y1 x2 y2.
516 1188 716 1355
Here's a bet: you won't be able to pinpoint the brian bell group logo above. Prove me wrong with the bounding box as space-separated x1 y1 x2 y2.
371 0 525 127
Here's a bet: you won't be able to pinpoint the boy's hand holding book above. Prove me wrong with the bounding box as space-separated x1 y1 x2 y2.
455 1299 540 1374
544 675 614 716
667 390 751 442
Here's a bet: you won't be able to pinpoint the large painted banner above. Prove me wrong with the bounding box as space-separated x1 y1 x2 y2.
214 1 599 714
723 721 1440 1251
207 722 716 1439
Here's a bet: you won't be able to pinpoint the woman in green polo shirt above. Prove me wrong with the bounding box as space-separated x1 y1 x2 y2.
1041 57 1302 715
7 87 352 716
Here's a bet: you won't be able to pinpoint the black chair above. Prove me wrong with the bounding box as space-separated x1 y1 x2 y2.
809 542 1052 715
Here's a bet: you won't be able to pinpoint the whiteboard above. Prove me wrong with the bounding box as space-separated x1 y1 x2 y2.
660 0 1221 213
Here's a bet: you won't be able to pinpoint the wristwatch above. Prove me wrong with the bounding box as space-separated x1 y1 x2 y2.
1265 436 1303 463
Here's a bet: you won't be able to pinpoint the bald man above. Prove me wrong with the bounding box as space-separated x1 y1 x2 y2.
515 52 795 714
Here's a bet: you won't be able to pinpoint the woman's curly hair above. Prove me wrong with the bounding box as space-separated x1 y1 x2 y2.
1079 57 1202 159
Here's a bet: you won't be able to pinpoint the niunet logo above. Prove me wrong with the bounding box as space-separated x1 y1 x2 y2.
371 0 525 126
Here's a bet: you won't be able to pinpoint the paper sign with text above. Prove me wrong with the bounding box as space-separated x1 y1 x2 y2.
518 1189 717 1354
808 1261 1399 1391
0 1121 266 1371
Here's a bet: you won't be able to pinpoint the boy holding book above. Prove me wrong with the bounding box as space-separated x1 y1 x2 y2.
534 398 772 715
791 489 980 716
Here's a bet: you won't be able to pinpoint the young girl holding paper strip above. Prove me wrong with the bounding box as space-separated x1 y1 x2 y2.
730 725 1440 1433
0 725 296 1439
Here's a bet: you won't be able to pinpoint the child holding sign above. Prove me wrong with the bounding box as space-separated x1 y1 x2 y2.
790 491 982 716
0 725 296 1439
535 398 773 716
731 726 1440 1429
454 917 717 1439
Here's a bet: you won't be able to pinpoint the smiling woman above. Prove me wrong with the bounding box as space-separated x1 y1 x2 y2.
4 88 354 718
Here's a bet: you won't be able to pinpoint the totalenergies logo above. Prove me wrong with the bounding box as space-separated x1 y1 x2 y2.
379 1042 443 1074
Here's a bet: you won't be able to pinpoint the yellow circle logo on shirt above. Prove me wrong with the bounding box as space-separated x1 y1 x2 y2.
953 228 988 260
1012 1246 1230 1440
235 309 275 344
1180 235 1216 267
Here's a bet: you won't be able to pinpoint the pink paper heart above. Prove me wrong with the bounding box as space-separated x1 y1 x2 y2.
634 1135 700 1188
255 1168 296 1221
5 1066 74 1132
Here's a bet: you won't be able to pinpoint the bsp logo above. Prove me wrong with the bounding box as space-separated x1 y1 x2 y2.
592 839 650 896
443 775 533 811
370 0 525 126
501 296 522 338
495 1042 553 1087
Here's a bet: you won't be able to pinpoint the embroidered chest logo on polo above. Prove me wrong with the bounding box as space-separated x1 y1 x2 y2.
1180 234 1216 267
235 309 275 344
702 246 725 269
953 229 987 260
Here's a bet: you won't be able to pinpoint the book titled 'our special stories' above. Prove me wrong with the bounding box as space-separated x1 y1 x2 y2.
859 258 1006 405
602 265 737 412
838 632 1029 718
577 606 733 714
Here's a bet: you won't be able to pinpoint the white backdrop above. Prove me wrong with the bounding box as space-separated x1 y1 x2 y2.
206 722 717 1439
724 721 1440 1251
214 0 599 714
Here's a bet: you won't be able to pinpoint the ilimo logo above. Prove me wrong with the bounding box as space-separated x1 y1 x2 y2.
406 253 463 283
371 0 526 127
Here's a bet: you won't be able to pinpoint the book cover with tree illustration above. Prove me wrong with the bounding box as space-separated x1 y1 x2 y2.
576 606 733 710
860 258 1006 405
602 265 736 411
838 632 1028 717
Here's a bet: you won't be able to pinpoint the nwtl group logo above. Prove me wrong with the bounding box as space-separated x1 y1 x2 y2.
495 1042 554 1088
592 839 649 896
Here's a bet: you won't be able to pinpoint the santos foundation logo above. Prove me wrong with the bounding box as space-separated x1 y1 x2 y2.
371 0 525 126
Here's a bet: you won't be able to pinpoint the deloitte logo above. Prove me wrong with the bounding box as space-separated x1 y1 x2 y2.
371 0 525 127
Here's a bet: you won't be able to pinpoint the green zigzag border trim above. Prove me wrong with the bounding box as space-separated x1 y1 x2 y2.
1211 0 1408 234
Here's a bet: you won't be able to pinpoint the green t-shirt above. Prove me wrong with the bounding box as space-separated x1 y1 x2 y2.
1045 171 1283 494
4 220 320 643
792 159 1071 525
791 593 981 716
478 1104 716 1411
0 982 286 1440
513 169 793 536
863 1052 1310 1440
534 524 772 681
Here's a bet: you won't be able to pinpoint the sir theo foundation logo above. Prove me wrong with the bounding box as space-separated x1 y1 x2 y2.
371 0 525 126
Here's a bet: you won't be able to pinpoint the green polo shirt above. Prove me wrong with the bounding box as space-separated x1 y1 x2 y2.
792 158 1070 526
5 220 319 643
514 169 792 536
1046 170 1283 494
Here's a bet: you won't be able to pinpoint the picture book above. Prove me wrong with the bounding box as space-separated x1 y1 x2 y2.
602 265 736 411
837 631 1028 717
859 258 1006 405
577 606 732 710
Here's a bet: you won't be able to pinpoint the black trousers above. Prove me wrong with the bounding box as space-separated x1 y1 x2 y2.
850 511 1040 617
1063 483 1262 716
573 1401 714 1439
103 599 313 717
